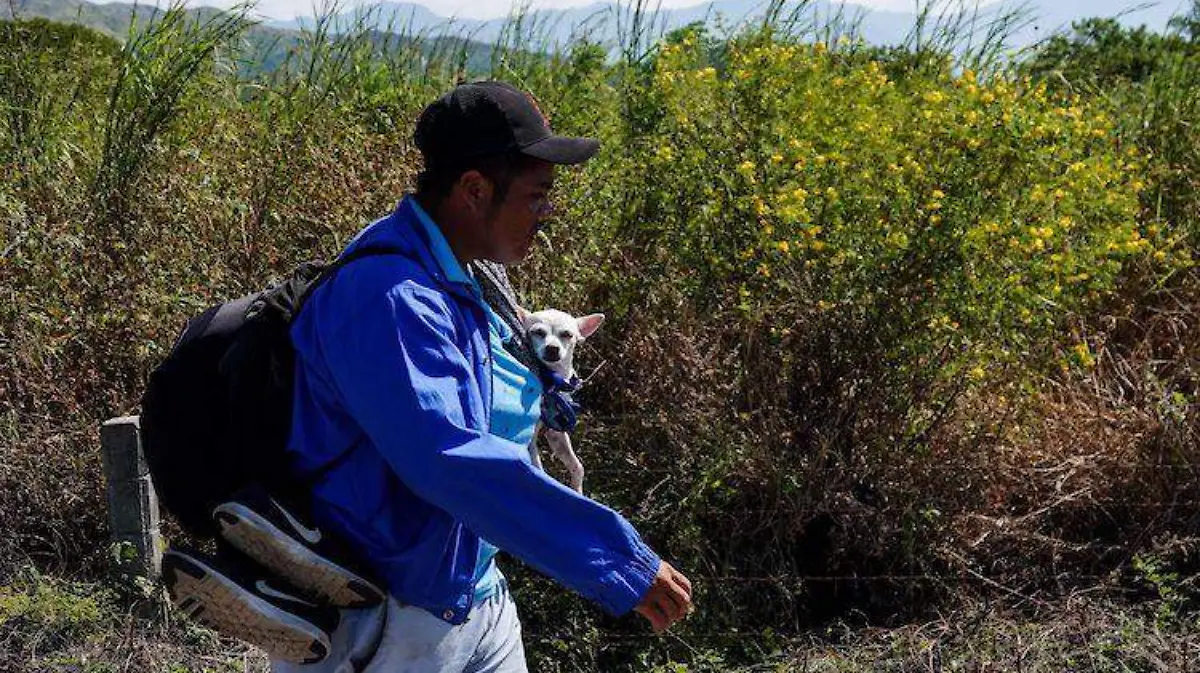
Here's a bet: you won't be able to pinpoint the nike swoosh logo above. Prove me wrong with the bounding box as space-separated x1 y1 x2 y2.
271 497 322 545
255 580 318 608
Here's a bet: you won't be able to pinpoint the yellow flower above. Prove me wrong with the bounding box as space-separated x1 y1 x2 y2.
1072 342 1095 368
776 240 790 253
931 189 946 200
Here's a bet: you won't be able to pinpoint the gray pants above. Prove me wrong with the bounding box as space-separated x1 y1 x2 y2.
272 581 527 673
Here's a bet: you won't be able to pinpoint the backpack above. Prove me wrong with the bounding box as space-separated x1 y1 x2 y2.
140 246 402 538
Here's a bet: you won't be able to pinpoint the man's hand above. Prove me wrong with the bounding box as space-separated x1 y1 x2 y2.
634 561 693 633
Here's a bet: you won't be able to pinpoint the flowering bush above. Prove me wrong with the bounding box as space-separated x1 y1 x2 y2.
635 34 1172 380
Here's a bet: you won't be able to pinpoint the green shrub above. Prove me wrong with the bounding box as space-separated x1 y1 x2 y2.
0 568 110 656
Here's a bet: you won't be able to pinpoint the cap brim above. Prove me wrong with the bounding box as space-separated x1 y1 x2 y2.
519 135 600 165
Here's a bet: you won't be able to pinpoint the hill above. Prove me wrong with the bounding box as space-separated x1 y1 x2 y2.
265 0 1184 49
1 0 497 74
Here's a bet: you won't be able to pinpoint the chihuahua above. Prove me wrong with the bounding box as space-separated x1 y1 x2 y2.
517 308 604 493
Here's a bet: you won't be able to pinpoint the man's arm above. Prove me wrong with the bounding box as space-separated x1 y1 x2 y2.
319 277 664 617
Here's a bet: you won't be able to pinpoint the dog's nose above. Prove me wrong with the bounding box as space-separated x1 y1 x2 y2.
542 345 561 362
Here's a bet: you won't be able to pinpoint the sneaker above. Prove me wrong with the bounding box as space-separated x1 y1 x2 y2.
161 546 337 664
213 484 386 608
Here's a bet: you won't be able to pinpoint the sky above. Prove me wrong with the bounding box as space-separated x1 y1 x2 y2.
97 0 1005 21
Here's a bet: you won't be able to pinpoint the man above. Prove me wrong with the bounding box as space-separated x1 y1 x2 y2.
206 81 693 671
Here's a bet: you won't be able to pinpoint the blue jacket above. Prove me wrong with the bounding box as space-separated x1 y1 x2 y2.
286 196 661 624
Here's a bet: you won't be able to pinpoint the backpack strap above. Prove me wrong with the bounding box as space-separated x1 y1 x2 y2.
278 244 410 494
293 244 409 319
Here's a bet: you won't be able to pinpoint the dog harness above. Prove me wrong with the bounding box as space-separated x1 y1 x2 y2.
538 369 582 433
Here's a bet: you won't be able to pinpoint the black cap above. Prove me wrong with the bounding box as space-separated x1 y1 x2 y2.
414 81 599 168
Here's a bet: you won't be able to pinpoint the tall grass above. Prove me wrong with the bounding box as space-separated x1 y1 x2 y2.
94 2 251 227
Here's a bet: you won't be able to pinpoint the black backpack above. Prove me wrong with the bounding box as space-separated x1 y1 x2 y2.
140 246 402 538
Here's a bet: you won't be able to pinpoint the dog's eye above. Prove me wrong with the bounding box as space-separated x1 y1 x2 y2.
530 327 547 338
558 331 574 340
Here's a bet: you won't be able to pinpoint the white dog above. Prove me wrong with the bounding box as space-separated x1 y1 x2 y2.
517 308 604 493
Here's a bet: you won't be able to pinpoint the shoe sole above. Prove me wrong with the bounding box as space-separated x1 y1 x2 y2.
214 503 385 609
161 550 330 664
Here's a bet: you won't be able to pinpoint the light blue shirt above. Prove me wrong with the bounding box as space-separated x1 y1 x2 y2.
472 310 545 601
412 200 544 602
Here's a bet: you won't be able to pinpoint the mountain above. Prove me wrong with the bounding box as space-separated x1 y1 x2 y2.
1 0 499 74
3 0 1188 65
2 0 149 35
265 0 1185 49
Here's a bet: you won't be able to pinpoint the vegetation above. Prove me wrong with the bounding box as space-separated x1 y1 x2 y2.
3 0 1200 670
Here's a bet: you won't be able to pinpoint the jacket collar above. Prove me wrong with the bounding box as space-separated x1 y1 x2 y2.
344 195 482 304
409 197 473 287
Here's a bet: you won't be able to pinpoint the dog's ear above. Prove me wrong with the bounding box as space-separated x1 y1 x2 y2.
516 305 532 326
577 313 605 339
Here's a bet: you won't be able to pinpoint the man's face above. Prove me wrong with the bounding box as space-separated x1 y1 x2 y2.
480 159 556 264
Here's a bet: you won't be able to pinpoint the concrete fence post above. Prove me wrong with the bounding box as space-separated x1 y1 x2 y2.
100 416 162 579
